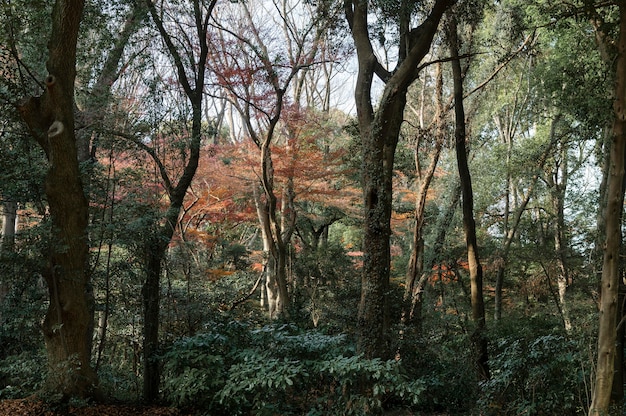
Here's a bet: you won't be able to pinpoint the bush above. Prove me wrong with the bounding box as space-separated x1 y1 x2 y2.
480 333 586 415
0 351 46 399
160 322 431 415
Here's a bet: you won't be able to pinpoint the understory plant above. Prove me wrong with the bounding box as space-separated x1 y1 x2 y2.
480 329 587 415
160 321 430 415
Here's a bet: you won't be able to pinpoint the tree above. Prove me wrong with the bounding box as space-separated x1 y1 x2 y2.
402 62 445 331
210 0 341 318
344 0 455 359
17 0 97 398
138 0 219 402
589 2 626 414
448 13 489 380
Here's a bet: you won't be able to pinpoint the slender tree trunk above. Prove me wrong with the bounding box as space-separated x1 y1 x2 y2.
403 63 444 329
0 200 17 253
253 181 289 318
493 132 556 321
551 140 572 332
141 0 217 402
589 4 626 414
17 0 98 398
0 200 18 325
450 16 489 380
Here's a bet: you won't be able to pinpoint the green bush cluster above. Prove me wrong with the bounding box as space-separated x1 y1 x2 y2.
0 351 46 399
480 332 587 415
160 322 429 415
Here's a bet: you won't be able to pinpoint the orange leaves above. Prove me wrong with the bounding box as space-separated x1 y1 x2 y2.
205 268 236 282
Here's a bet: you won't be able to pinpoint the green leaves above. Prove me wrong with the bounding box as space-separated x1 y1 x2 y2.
159 322 429 414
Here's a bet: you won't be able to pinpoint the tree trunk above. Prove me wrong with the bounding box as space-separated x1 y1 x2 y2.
0 200 18 253
345 0 453 360
17 0 97 398
589 4 626 414
253 182 289 318
142 236 169 402
0 200 18 325
449 16 489 380
140 0 217 402
551 137 572 332
612 273 626 410
403 62 444 329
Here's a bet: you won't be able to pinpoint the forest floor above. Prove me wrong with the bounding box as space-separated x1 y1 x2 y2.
0 398 442 415
0 398 188 415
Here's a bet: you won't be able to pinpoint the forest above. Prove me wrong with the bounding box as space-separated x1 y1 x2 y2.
0 0 625 415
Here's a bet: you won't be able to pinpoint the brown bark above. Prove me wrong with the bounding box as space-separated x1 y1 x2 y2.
344 0 454 359
17 0 97 398
547 129 572 331
141 0 217 402
589 3 626 414
449 16 489 380
403 63 444 329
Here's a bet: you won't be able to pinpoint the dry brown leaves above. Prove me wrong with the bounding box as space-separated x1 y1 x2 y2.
0 398 187 416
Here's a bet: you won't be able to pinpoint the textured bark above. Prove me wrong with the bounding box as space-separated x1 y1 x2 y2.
589 3 626 414
345 0 454 359
449 17 488 380
17 0 96 398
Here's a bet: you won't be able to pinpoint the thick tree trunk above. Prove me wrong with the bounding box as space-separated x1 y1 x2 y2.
450 17 489 380
142 237 168 402
18 0 97 398
345 0 453 360
589 4 626 414
358 98 404 359
612 275 626 410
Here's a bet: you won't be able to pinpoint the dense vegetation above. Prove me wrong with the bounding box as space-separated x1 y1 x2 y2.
0 0 624 415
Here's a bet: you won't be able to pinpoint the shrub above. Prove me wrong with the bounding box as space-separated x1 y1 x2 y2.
0 351 46 399
480 333 586 415
160 322 432 415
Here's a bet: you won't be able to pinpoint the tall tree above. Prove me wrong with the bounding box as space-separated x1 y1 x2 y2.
402 62 445 330
589 2 626 413
17 0 97 397
344 0 455 358
449 14 489 380
210 0 339 318
139 0 218 402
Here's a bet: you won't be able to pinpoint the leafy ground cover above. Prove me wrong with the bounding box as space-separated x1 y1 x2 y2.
0 398 185 416
0 398 436 415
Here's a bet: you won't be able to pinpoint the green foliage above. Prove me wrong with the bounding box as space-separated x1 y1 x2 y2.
161 331 231 409
481 326 587 415
291 241 359 330
0 350 46 399
160 322 431 415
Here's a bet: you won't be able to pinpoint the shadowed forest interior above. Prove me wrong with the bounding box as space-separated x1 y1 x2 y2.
1 0 626 415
